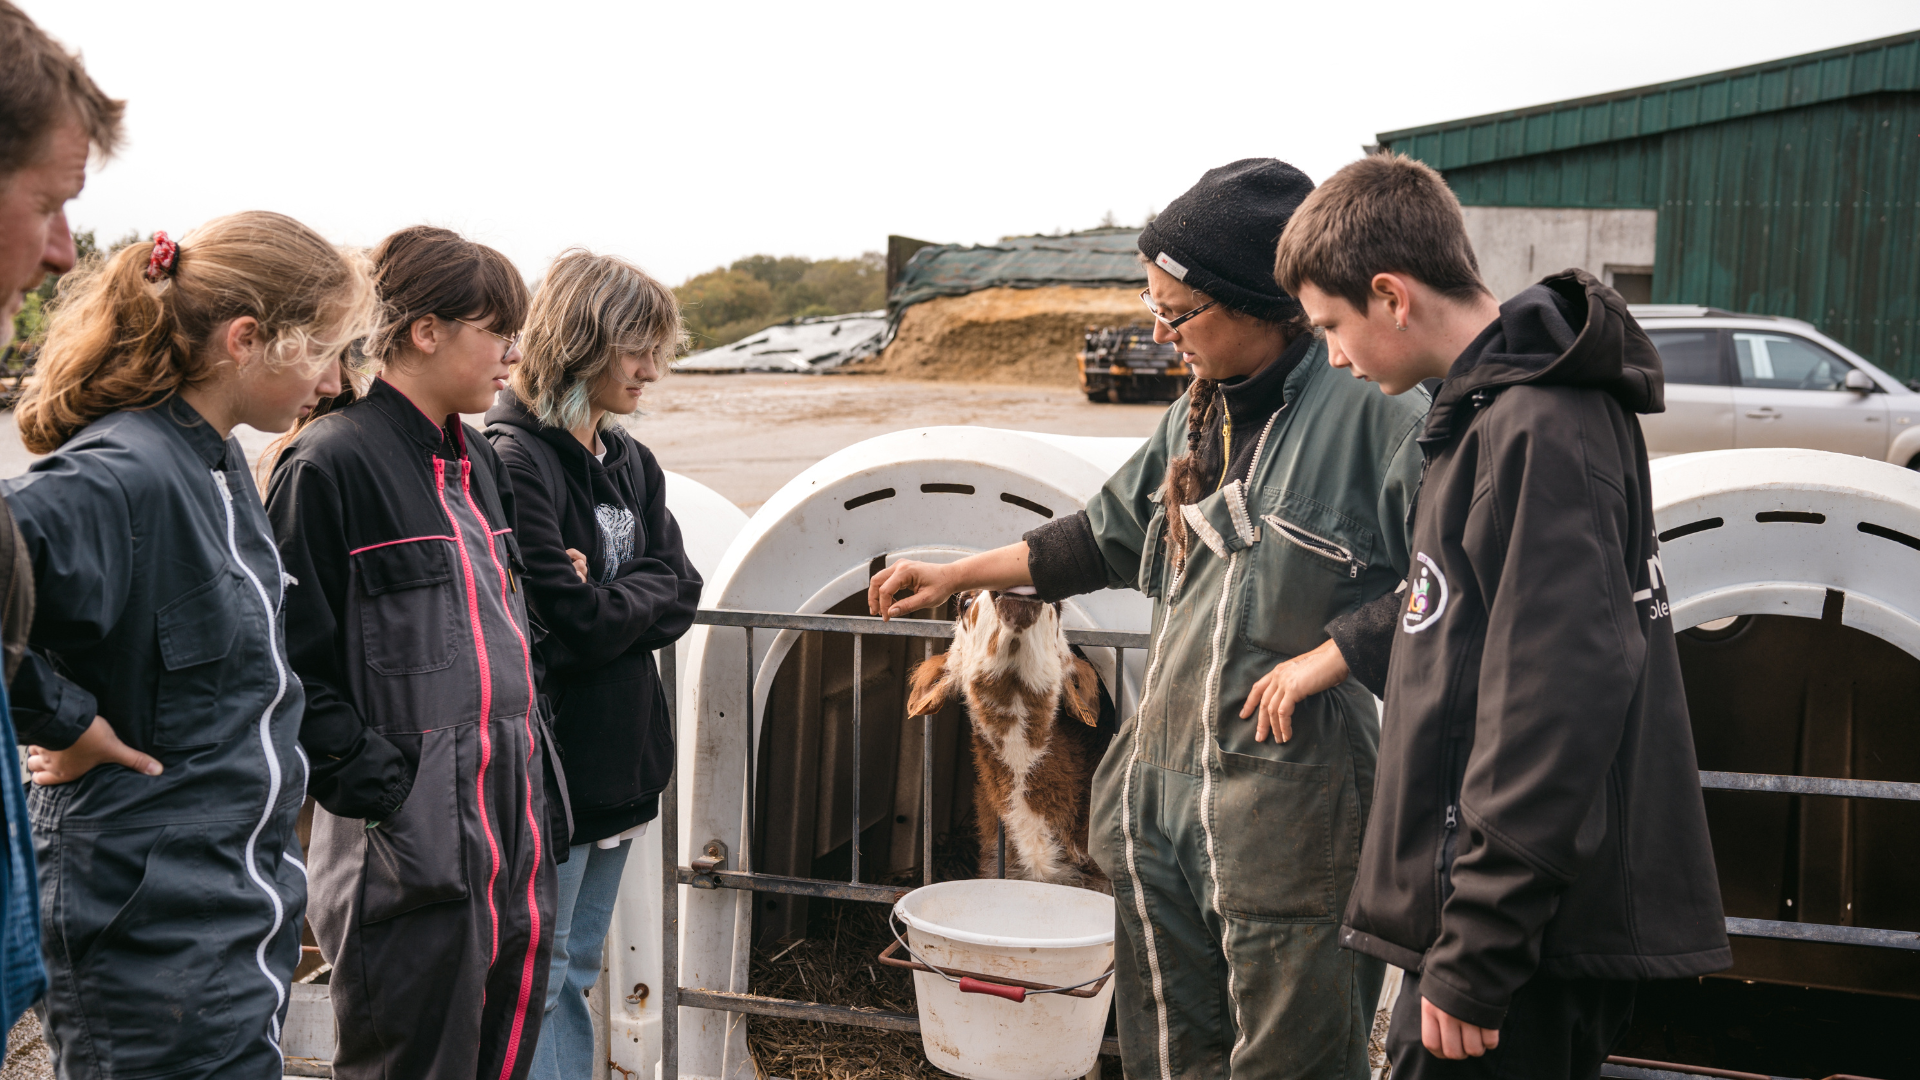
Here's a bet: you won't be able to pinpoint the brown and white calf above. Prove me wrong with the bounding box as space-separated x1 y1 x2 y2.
907 589 1110 892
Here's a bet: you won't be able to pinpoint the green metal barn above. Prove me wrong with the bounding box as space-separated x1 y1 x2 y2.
1378 30 1920 380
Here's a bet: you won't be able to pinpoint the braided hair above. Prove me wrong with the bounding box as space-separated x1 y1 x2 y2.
1160 377 1220 570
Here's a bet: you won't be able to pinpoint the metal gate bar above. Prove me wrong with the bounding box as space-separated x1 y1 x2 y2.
661 608 1920 1080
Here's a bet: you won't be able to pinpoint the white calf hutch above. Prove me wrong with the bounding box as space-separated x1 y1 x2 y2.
605 427 1153 1080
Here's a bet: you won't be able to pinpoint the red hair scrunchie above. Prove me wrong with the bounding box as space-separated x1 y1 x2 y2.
143 231 178 283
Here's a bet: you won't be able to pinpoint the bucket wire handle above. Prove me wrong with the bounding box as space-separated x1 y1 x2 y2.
887 910 1115 1003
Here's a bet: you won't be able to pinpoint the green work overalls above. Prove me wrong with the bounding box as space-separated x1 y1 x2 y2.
1084 343 1427 1079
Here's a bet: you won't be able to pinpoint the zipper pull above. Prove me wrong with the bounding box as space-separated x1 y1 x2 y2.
1349 561 1360 579
1444 804 1457 830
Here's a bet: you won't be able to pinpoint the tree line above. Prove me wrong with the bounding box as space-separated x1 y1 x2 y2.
671 253 887 352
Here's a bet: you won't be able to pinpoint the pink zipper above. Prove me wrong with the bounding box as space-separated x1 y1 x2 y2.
434 458 503 964
463 460 545 1080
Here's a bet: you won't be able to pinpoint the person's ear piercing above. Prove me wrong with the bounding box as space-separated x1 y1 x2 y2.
1396 322 1408 332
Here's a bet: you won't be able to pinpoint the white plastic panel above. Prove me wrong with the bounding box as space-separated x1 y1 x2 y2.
1651 448 1920 658
609 428 1151 1080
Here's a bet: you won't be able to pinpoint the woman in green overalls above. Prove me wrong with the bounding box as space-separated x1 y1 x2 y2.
869 160 1427 1079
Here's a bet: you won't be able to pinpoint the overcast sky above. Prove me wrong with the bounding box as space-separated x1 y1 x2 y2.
33 0 1919 287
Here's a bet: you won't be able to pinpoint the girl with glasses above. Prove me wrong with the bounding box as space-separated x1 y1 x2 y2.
268 226 555 1080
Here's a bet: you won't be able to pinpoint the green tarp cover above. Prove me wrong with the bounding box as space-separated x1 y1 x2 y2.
887 227 1146 311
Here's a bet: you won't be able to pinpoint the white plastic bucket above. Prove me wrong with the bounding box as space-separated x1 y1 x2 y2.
893 879 1115 1080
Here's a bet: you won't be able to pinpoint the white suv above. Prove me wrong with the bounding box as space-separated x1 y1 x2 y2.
1633 306 1920 468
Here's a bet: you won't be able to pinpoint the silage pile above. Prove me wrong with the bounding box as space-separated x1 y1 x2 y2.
855 286 1150 387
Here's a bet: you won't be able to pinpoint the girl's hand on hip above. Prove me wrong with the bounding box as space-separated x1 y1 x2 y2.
868 560 955 620
1239 638 1350 743
27 716 163 785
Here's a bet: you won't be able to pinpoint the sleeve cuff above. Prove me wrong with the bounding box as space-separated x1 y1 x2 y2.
9 652 96 751
307 727 417 821
1416 967 1509 1030
374 764 415 821
1024 512 1110 602
1325 591 1400 698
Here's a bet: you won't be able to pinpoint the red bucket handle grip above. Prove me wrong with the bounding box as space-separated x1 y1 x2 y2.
958 976 1027 1003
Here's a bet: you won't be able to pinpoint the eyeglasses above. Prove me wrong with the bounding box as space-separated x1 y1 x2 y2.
1140 289 1217 334
452 316 519 355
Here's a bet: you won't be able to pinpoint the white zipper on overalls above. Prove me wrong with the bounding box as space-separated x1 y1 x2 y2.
1202 405 1280 1064
211 471 292 1048
1123 403 1284 1077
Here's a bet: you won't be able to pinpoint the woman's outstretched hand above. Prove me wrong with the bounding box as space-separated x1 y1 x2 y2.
1239 638 1350 744
27 716 163 785
868 560 957 621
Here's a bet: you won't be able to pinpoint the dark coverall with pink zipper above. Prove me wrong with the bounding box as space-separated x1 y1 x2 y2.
268 378 555 1080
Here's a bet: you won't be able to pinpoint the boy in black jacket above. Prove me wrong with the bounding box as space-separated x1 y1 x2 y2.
1273 155 1730 1078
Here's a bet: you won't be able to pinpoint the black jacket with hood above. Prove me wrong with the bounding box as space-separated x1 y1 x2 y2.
483 392 700 844
1340 271 1730 1028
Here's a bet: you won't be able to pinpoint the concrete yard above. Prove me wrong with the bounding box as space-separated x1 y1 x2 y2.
0 373 1169 508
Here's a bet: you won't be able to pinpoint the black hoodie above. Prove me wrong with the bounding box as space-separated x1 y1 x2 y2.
1340 271 1730 1028
483 392 700 844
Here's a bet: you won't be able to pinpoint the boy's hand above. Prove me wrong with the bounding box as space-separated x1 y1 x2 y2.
1239 639 1349 743
27 716 164 785
566 548 589 583
1421 997 1500 1060
867 560 955 621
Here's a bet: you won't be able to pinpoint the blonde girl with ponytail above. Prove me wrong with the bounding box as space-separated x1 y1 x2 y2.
4 211 375 1079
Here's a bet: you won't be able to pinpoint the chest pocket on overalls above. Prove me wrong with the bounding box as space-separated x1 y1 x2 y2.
356 541 459 676
154 573 244 748
1242 488 1373 657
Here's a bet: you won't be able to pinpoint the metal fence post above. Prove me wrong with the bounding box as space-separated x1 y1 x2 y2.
659 646 679 1080
851 633 862 885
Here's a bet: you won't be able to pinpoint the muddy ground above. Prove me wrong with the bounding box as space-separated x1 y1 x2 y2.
0 374 1168 508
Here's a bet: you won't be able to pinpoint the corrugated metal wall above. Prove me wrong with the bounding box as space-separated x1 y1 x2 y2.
1655 94 1918 377
1432 93 1919 378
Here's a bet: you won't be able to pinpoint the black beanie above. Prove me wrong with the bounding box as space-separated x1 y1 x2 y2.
1137 158 1315 322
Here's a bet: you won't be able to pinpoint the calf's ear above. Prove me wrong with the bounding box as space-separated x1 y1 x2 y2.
907 653 955 717
1063 657 1102 728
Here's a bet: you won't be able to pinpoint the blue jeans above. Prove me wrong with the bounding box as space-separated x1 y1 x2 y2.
529 839 632 1080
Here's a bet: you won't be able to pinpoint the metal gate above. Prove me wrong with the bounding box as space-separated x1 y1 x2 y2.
659 608 1148 1079
658 609 1920 1080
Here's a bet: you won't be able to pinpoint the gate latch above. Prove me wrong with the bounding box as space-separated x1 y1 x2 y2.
689 839 728 887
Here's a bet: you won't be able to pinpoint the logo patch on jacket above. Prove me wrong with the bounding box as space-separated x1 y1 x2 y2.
1402 553 1449 634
